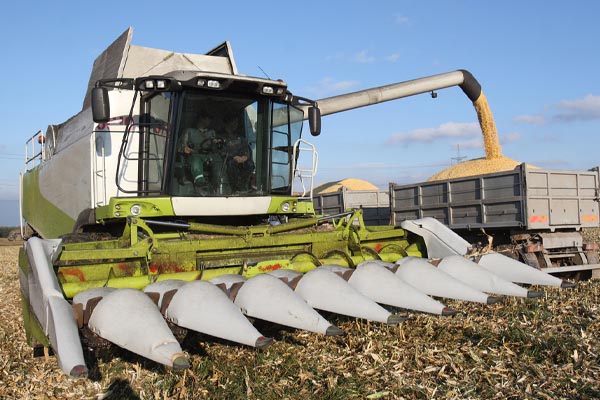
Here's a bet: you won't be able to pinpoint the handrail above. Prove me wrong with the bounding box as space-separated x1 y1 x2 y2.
25 129 45 170
292 139 318 199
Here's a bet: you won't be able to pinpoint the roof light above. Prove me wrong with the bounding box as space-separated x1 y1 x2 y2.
276 88 284 95
207 80 221 89
197 79 206 87
262 86 274 94
136 77 175 91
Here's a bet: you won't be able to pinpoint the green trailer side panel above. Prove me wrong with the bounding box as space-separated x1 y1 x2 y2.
21 294 51 348
22 169 76 238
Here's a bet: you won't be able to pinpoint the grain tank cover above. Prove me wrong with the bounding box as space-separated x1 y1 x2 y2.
82 27 238 110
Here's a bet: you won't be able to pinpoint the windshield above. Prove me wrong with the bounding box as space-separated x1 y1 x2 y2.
166 91 303 197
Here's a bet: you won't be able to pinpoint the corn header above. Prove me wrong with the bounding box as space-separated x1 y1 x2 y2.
19 28 574 377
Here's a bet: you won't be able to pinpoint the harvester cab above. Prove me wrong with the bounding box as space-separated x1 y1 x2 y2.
19 28 575 378
91 72 321 202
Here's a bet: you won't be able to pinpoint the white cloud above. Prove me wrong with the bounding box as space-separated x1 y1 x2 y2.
455 131 520 150
307 77 360 96
354 50 375 64
386 122 521 150
456 137 483 149
395 15 410 25
514 94 600 125
554 94 600 121
386 53 400 63
514 114 547 125
386 122 480 145
325 50 401 65
501 132 521 143
325 52 345 62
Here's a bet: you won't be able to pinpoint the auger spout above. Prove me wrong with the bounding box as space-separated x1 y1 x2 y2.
311 70 482 117
72 288 189 369
144 280 272 348
308 70 501 159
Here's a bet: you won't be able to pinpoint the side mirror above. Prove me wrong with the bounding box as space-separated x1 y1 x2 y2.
308 106 321 136
91 87 110 123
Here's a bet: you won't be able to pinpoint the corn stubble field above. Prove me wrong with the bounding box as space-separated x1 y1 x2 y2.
1 241 599 400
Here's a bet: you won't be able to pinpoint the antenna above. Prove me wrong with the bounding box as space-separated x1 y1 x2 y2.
451 144 467 165
257 65 271 80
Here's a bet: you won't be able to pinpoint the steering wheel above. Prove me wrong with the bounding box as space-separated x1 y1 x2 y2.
198 137 226 154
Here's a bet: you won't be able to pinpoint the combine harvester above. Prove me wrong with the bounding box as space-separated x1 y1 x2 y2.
19 28 574 377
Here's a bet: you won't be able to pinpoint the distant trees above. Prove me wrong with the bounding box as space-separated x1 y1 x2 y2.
0 226 19 238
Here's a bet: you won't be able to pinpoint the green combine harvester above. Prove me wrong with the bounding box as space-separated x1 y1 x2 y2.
19 28 573 377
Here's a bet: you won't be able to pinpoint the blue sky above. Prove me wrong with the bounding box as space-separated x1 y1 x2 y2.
1 1 599 226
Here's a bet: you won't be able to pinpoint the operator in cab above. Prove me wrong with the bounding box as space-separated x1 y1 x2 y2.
223 116 255 193
174 114 218 192
180 114 216 155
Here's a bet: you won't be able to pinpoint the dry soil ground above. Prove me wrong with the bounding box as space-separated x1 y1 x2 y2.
1 242 599 399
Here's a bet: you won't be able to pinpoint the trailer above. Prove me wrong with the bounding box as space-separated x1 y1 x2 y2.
389 163 600 278
312 187 390 226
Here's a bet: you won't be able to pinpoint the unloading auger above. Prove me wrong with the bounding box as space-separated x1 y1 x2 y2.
19 28 574 377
